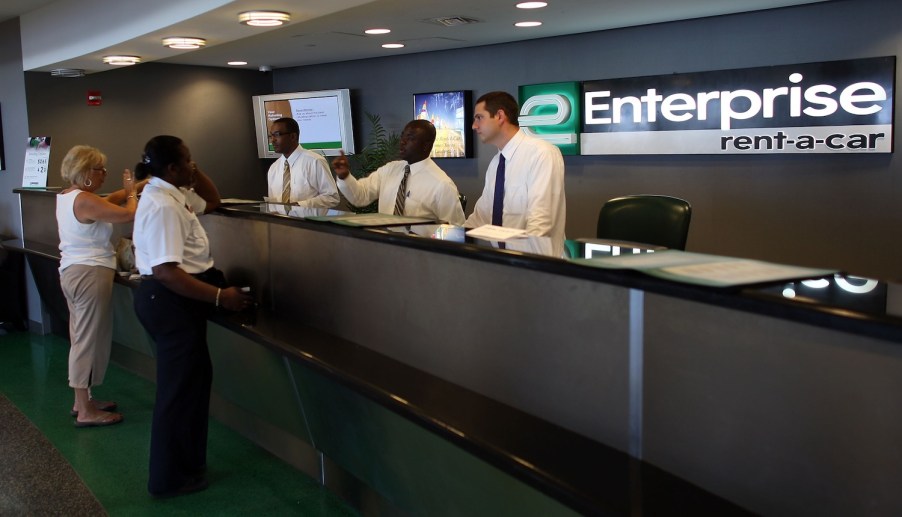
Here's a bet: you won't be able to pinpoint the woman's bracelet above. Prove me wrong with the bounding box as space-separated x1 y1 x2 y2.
215 288 221 307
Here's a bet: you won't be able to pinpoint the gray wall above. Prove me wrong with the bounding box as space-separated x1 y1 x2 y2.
274 0 902 280
13 0 902 279
0 18 29 239
24 63 273 199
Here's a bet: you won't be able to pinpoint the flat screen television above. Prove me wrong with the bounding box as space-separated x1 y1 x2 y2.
412 90 473 158
252 89 355 158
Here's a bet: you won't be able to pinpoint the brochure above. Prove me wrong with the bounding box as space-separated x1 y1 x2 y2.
572 250 837 287
22 136 51 188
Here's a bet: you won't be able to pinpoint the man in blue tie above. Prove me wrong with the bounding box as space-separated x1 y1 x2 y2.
465 91 567 256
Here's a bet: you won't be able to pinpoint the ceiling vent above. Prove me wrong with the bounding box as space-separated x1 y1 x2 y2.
50 68 85 78
420 16 481 27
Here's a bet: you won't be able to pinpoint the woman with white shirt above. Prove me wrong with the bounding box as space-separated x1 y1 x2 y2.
56 145 137 427
131 135 252 498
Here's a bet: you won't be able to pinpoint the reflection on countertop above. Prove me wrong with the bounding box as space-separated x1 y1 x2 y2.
751 273 902 321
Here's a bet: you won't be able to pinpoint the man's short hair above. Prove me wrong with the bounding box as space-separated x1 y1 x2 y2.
475 91 519 126
406 119 437 144
272 117 300 135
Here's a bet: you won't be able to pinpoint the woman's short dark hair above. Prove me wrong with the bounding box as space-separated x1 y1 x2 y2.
475 91 520 126
135 135 183 180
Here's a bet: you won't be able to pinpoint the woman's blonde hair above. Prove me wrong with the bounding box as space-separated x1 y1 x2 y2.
60 145 106 187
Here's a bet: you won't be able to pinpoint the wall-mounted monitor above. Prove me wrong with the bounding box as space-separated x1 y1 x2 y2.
412 90 472 159
252 89 355 158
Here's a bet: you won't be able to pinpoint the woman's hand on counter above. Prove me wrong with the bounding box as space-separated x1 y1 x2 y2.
219 287 254 312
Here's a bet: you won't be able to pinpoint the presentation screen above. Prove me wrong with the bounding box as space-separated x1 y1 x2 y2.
252 89 355 158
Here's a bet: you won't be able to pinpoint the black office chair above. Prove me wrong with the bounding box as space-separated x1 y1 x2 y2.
596 195 692 250
458 194 468 213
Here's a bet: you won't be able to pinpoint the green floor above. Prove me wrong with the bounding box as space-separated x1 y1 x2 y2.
0 330 358 516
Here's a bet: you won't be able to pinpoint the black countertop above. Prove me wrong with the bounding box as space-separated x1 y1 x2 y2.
217 202 902 345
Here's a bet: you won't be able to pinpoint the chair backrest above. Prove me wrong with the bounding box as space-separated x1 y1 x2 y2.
596 195 692 250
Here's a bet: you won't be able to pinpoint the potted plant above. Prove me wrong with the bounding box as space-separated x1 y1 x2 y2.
339 112 400 213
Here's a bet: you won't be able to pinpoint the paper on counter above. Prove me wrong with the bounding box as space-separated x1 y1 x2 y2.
465 225 528 241
305 213 435 227
220 198 264 205
573 250 836 287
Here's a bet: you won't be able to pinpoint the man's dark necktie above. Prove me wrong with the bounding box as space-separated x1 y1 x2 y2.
491 154 506 225
394 165 411 215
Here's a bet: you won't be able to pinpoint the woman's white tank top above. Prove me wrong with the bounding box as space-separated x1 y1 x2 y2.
56 189 115 271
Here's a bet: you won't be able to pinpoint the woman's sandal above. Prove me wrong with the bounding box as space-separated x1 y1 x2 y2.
74 411 124 428
70 400 118 417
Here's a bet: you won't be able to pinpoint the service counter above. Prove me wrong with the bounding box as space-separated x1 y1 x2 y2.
11 187 902 515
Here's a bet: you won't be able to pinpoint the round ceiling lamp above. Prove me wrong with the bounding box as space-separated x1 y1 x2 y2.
102 55 141 66
162 37 207 49
239 11 291 27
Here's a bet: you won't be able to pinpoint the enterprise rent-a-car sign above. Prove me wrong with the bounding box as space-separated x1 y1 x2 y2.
580 57 895 155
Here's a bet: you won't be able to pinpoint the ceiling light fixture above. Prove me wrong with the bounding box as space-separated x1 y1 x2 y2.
365 28 391 35
516 1 548 8
514 21 543 27
239 11 290 27
102 55 141 66
382 43 405 49
228 61 248 66
162 37 207 49
50 68 85 78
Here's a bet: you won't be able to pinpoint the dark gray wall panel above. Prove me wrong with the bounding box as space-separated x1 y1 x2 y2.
0 18 29 238
24 63 272 200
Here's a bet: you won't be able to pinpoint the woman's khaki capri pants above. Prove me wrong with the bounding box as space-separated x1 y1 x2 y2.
60 264 115 389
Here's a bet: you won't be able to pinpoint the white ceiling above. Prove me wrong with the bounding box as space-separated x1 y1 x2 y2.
4 0 828 75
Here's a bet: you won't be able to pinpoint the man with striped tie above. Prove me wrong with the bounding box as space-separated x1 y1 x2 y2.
266 117 340 208
466 91 566 256
332 119 465 226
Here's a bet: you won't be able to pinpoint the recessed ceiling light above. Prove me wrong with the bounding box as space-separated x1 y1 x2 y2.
516 1 548 8
382 43 405 49
239 11 290 26
365 28 391 35
162 37 206 49
228 61 248 66
102 55 141 66
514 21 543 27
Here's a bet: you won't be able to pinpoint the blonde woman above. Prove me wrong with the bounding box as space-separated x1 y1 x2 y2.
57 145 136 427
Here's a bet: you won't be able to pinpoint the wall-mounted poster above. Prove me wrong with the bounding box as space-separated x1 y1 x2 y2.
22 136 51 187
412 90 473 158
